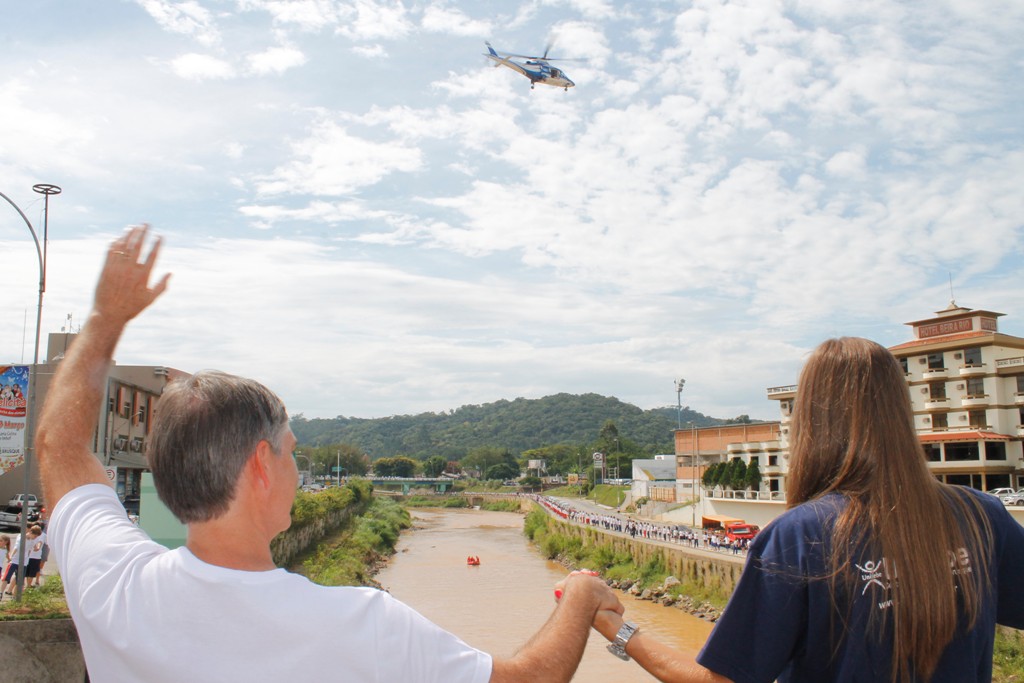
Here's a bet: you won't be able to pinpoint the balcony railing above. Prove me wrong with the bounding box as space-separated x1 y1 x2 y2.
766 384 798 396
703 487 787 502
958 364 987 377
961 394 990 408
923 368 949 379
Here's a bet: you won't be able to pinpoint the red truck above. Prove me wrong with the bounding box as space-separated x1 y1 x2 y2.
723 521 760 542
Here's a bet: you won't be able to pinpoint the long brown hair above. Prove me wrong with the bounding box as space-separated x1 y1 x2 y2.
787 337 992 682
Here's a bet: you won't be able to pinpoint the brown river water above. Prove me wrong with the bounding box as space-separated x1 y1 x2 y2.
376 508 714 682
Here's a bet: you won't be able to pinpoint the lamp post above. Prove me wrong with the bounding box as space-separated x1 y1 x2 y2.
674 378 685 431
0 183 61 601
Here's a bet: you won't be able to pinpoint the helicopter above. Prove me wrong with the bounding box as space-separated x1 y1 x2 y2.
484 41 578 91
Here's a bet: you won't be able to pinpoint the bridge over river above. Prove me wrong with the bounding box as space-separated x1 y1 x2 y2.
369 476 456 494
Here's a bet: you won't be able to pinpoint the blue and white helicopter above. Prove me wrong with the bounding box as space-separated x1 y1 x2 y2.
484 41 579 91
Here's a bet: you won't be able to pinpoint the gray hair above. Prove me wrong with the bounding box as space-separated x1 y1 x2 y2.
148 370 289 523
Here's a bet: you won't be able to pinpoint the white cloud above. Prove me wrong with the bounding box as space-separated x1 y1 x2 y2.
243 0 340 30
170 53 236 80
136 0 221 46
247 46 307 75
334 0 414 41
421 5 491 36
352 44 387 59
253 120 423 196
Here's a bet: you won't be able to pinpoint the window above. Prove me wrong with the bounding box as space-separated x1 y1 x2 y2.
984 442 1007 461
927 352 945 370
968 410 987 428
1017 375 1024 393
966 377 985 398
924 444 942 462
932 413 948 430
899 357 909 374
768 455 778 466
946 443 980 461
963 347 982 366
929 381 947 400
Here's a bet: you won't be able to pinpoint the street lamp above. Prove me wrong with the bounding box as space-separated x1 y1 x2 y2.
674 378 685 431
0 183 60 601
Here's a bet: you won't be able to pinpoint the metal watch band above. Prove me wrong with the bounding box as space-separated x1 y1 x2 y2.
607 621 638 661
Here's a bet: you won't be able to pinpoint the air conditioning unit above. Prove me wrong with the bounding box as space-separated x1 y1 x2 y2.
960 415 968 421
130 438 144 453
957 384 965 390
954 352 962 359
113 436 128 451
918 358 927 364
923 416 931 423
921 388 929 394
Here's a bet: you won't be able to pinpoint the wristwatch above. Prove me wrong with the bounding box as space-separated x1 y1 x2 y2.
607 621 639 661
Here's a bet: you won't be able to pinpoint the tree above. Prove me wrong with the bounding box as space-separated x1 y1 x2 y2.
374 456 417 478
520 475 542 490
745 459 763 490
726 457 746 490
703 462 723 487
485 462 519 481
423 455 447 477
461 446 507 475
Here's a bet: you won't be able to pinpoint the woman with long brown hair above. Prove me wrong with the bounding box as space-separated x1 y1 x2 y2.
591 337 1024 682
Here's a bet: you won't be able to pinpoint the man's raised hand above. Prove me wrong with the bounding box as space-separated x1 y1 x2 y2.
93 224 171 327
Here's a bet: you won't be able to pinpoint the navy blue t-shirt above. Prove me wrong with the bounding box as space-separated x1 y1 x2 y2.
696 488 1024 683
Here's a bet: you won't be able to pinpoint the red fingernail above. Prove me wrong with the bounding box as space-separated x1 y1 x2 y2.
554 589 563 600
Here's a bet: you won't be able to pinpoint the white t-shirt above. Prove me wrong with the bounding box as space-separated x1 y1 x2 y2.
50 485 492 683
28 531 45 560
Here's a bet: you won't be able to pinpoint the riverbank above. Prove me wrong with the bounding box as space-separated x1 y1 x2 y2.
525 502 1024 681
523 506 728 621
288 495 410 588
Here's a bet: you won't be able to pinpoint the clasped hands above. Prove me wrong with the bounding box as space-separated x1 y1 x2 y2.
553 570 628 643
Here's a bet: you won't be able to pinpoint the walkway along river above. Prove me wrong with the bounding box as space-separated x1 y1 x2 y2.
376 508 714 682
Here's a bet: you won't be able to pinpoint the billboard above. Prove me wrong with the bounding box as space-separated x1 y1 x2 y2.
0 365 30 475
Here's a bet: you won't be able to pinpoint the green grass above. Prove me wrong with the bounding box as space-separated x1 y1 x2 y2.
0 576 70 621
993 627 1024 682
590 484 629 508
299 496 411 587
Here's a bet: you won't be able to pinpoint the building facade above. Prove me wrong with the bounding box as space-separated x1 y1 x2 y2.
678 303 1024 516
0 332 187 506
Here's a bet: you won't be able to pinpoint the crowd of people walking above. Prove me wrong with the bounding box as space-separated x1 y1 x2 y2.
532 495 753 554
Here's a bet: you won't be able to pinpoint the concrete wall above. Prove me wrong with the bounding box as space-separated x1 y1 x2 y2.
548 517 746 595
0 619 86 683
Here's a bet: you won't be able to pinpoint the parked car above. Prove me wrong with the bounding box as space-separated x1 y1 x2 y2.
987 488 1015 499
1000 490 1024 506
7 493 39 509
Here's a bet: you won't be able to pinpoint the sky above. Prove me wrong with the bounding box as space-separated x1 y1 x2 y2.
1 0 1022 422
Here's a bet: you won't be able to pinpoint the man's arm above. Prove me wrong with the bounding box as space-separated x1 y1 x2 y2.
36 225 170 509
489 572 622 683
591 609 734 683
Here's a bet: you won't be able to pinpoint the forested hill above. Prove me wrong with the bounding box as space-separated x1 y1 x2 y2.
290 393 756 460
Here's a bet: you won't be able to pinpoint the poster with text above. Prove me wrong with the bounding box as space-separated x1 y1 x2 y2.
0 365 29 475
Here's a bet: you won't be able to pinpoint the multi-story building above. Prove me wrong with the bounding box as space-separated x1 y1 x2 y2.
888 303 1024 491
0 332 188 505
674 303 1023 527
